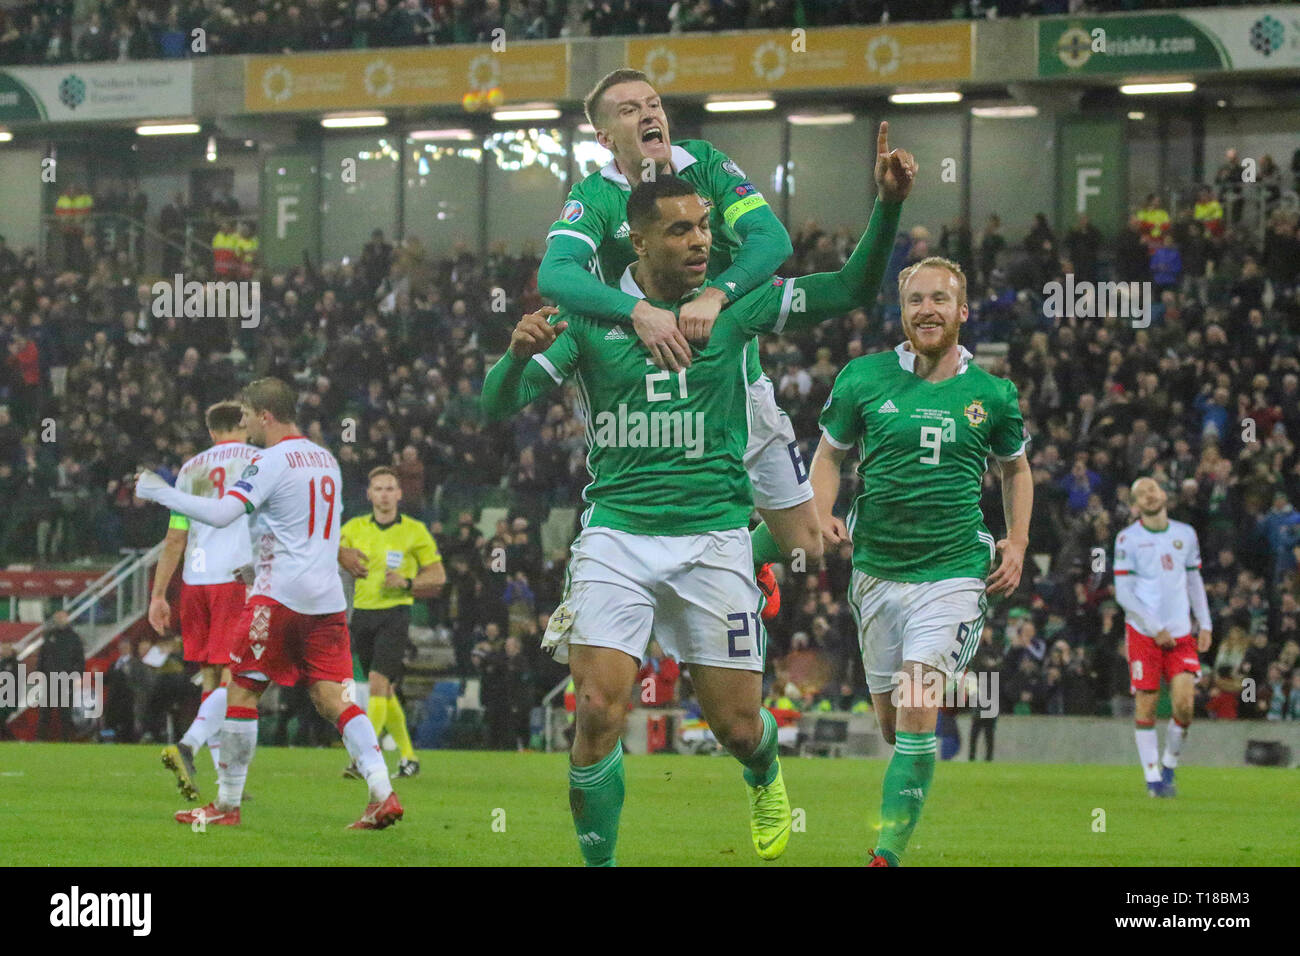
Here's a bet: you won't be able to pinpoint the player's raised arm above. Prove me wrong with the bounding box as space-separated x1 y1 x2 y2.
135 470 248 528
748 123 914 335
480 306 573 422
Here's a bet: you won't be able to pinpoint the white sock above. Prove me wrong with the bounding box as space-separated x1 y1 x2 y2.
216 715 258 810
1162 719 1187 769
207 726 222 773
1135 725 1161 782
181 686 228 752
340 709 393 803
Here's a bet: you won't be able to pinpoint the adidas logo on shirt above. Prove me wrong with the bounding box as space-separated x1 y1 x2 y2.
878 400 899 413
614 221 630 238
604 327 629 341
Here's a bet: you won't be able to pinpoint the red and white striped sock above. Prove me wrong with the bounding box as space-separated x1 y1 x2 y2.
337 704 393 804
181 685 228 754
217 705 258 810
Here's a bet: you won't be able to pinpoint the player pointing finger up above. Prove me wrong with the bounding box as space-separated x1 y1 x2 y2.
875 121 918 204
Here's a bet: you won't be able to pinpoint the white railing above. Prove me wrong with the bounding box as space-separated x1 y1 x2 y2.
7 544 164 728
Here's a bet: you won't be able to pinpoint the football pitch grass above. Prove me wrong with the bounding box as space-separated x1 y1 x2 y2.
1 744 1295 867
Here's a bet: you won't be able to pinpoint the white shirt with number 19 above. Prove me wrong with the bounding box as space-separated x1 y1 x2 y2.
1113 519 1204 638
227 436 346 615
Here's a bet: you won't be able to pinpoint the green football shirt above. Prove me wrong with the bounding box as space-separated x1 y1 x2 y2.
482 198 903 535
820 344 1027 582
544 139 780 385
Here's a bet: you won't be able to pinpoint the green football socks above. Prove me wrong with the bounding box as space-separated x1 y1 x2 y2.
749 522 784 567
741 708 779 787
569 742 625 867
875 730 936 865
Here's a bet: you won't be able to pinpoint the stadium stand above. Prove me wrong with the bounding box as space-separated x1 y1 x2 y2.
0 0 1291 65
2 166 1298 738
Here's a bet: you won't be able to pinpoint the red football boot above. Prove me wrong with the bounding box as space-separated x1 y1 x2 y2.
757 564 781 622
348 791 404 830
175 802 240 826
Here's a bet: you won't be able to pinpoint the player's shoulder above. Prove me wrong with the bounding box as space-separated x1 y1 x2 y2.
678 139 747 181
1169 518 1199 539
676 138 716 163
1117 519 1145 543
843 350 898 376
401 513 434 536
965 361 1022 404
567 167 618 205
831 351 894 391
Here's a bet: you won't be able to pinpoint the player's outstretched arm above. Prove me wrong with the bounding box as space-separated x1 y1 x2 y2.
480 306 570 422
135 471 248 528
538 235 639 322
987 453 1033 597
770 122 914 331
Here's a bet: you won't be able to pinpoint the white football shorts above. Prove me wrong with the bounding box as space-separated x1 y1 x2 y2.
744 374 813 512
558 526 766 672
848 570 989 695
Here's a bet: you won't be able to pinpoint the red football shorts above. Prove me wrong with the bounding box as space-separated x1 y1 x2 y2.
179 581 248 666
229 595 353 687
1126 623 1201 692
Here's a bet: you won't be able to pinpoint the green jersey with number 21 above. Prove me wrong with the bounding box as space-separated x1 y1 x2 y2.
820 345 1027 582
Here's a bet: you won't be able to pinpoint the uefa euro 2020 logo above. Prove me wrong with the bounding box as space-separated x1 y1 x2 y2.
58 74 85 110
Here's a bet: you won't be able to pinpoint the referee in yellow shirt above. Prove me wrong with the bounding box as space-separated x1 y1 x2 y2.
339 466 445 778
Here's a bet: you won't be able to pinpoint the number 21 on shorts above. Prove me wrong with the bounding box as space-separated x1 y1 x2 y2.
727 611 766 659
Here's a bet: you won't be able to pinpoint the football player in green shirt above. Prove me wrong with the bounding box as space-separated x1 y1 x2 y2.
810 255 1033 867
539 68 825 606
483 134 915 866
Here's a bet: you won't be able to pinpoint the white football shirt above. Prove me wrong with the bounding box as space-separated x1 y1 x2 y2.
174 441 257 586
228 436 346 615
1113 519 1203 637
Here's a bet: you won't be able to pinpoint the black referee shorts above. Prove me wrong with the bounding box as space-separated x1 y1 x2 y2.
351 606 412 684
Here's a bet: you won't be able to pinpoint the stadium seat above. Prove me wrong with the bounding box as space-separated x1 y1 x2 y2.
541 508 577 557
477 507 508 540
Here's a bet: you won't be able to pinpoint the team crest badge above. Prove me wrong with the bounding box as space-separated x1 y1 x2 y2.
964 399 988 426
1173 540 1184 549
550 605 575 633
560 199 584 223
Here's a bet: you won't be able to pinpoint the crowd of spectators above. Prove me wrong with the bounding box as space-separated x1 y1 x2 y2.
4 154 1300 748
0 0 571 65
0 0 1290 65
